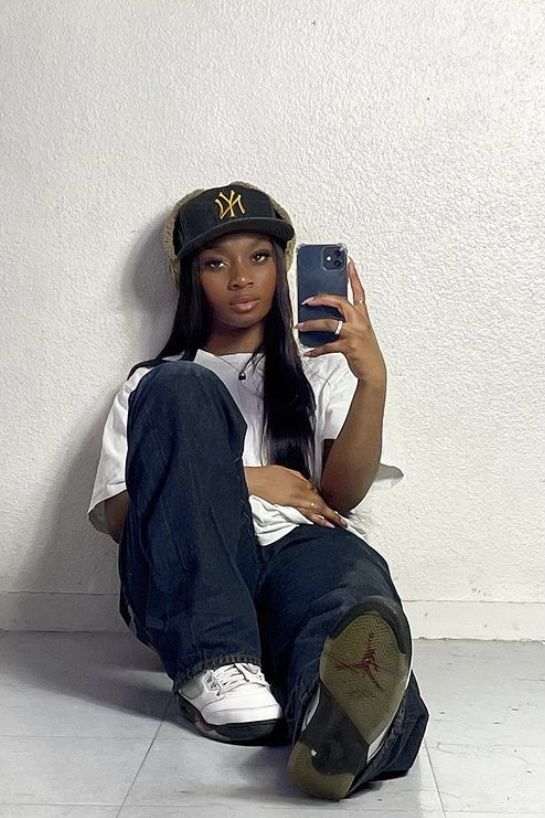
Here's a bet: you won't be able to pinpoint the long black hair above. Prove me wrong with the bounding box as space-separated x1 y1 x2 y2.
127 239 317 480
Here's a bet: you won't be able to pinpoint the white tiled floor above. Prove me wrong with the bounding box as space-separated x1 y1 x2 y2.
0 630 543 817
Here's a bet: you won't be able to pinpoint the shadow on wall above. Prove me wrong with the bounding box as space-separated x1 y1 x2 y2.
13 212 178 633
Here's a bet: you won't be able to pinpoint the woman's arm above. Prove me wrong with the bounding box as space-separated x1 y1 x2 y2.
296 257 388 515
104 490 130 543
320 376 386 515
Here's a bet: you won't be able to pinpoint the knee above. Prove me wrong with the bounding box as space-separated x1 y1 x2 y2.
128 361 228 420
139 360 223 399
320 531 398 599
336 530 391 577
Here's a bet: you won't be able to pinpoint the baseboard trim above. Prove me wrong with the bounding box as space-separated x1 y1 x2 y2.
0 592 125 632
404 599 544 641
0 592 543 640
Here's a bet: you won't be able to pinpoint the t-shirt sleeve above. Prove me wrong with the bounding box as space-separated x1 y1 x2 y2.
321 355 404 489
87 367 150 534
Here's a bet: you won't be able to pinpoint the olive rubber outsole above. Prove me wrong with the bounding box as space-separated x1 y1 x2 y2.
287 597 412 800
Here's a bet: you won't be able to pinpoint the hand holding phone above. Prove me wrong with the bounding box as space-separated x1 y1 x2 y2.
296 243 348 347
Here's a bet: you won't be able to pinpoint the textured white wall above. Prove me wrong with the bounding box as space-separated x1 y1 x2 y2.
1 0 544 638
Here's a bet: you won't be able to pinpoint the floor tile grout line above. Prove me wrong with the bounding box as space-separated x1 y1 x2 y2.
115 709 168 817
425 740 545 749
130 735 545 748
160 689 174 721
0 733 171 740
424 739 447 818
112 808 462 815
0 804 121 809
433 813 545 817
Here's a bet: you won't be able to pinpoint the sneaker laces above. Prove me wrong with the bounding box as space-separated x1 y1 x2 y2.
206 662 269 694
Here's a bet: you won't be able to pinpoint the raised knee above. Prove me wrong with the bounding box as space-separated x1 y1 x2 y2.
155 360 220 383
139 360 223 399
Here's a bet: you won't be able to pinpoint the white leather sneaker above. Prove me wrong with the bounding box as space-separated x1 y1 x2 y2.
176 662 284 744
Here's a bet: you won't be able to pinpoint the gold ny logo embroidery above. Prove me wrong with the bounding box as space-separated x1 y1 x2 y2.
215 190 246 220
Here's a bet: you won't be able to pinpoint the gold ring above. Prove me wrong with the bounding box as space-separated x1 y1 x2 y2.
309 501 315 511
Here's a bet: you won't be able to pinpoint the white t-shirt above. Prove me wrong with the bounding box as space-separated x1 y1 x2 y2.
87 346 403 546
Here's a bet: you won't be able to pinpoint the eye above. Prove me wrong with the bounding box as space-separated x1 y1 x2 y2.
202 257 225 269
253 251 271 263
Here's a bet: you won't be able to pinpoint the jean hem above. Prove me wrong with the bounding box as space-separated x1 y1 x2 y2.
172 654 262 691
288 675 320 744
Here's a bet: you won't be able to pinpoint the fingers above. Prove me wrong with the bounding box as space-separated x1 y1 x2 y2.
297 498 348 529
300 511 336 528
297 318 345 333
302 340 343 358
302 272 365 312
348 257 366 304
301 509 348 529
284 470 349 529
300 293 350 314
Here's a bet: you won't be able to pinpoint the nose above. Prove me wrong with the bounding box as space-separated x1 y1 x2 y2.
228 261 253 288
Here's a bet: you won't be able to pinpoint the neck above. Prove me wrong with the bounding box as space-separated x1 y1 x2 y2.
203 325 264 356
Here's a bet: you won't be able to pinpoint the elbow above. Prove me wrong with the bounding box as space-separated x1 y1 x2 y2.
321 469 379 515
337 496 366 516
320 484 366 517
104 491 130 545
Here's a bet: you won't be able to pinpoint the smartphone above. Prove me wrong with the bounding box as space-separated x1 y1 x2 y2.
296 243 348 347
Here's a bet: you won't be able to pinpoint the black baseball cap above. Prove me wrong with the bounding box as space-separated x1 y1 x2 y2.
174 182 295 260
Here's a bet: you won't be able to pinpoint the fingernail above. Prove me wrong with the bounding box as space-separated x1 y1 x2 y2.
324 521 335 528
301 297 313 305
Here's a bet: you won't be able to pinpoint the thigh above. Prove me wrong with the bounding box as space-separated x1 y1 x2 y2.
255 524 402 686
257 524 400 619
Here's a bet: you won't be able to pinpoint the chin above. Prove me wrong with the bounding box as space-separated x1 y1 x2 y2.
231 317 263 328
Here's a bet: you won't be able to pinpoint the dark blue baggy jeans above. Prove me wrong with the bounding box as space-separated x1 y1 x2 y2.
118 361 428 791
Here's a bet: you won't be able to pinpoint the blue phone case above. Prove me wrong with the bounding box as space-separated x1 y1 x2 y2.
296 243 348 347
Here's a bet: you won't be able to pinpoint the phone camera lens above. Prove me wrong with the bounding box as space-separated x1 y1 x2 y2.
334 259 341 267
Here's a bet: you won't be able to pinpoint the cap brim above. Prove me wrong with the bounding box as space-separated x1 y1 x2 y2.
177 218 295 260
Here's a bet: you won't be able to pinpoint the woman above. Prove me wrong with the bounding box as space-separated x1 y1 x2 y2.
88 181 428 800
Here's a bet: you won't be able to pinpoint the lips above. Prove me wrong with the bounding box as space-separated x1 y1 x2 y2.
230 297 260 313
231 298 259 313
230 296 260 305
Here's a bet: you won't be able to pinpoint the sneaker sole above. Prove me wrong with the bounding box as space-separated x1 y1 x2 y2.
176 694 285 745
287 596 412 800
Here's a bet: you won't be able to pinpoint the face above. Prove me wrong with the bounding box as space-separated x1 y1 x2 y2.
197 231 277 332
